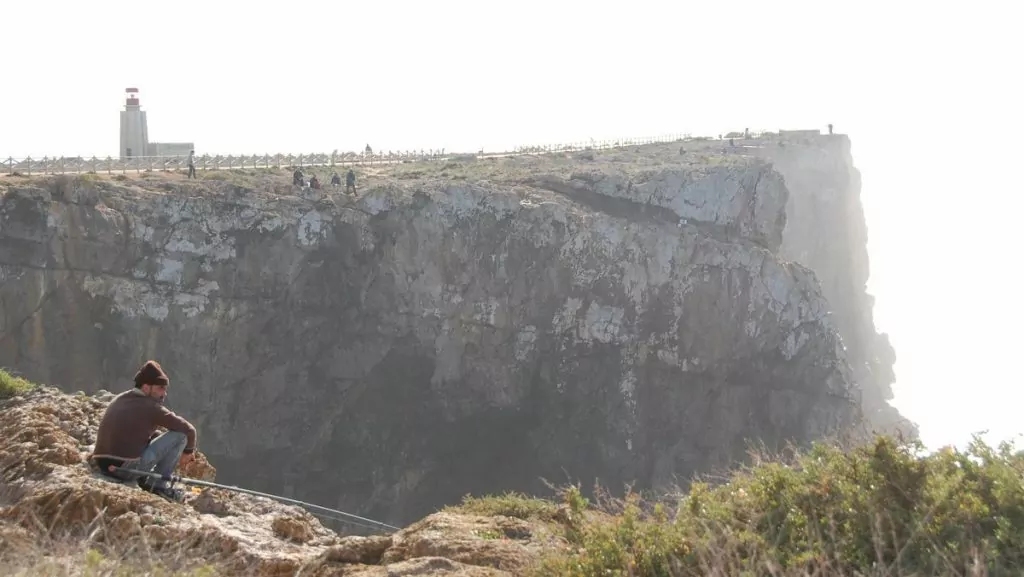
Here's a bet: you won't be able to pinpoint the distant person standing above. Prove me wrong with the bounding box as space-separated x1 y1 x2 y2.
345 169 357 195
186 150 196 179
828 123 834 135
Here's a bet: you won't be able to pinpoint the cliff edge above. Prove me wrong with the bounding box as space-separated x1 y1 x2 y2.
752 135 914 436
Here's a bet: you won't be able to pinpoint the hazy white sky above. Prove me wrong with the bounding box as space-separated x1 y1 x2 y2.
1 1 1021 451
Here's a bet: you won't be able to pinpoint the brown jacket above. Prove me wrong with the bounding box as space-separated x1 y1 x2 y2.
92 389 197 461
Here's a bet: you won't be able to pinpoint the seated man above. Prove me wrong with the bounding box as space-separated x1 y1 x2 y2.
90 360 197 502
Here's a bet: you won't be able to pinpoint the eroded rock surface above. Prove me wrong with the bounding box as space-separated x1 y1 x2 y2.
0 141 869 526
751 135 916 437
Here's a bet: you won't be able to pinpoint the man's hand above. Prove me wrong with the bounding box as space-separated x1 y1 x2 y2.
178 453 195 468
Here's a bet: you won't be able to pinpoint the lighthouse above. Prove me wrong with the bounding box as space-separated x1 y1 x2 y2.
119 88 149 159
117 88 194 159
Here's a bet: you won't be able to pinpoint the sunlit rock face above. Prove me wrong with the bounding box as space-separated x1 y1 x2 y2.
753 135 915 438
0 140 868 525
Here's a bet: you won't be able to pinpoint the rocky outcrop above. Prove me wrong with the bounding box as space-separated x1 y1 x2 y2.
0 385 566 575
0 144 860 526
751 135 915 437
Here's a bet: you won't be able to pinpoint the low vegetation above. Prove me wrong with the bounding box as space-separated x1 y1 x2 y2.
448 492 560 522
454 436 1024 576
0 368 35 399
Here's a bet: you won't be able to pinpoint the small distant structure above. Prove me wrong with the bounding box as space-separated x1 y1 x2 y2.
778 129 822 138
119 88 195 159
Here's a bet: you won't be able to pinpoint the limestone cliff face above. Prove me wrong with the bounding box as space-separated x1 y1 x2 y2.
0 145 859 525
752 135 914 437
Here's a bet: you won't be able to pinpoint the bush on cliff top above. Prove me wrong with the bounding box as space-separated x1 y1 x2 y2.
451 492 560 522
0 368 35 399
470 435 1024 576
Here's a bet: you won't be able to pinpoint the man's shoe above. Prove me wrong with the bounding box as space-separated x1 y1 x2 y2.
150 486 186 503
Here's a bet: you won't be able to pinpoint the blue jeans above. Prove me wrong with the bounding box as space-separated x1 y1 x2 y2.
120 431 187 489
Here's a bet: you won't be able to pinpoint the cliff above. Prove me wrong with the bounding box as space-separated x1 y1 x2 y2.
750 135 915 437
0 137 894 526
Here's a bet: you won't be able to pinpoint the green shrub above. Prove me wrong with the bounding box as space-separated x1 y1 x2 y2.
448 491 559 521
535 435 1024 576
0 368 35 399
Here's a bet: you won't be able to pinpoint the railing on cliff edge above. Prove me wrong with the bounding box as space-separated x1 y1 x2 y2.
1 130 789 176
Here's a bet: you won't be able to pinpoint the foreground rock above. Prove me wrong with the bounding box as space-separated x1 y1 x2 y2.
0 386 567 575
0 136 904 525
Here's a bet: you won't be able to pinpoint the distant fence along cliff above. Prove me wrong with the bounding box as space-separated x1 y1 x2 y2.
2 130 797 176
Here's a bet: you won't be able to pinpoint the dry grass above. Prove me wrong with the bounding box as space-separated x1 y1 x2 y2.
0 546 216 577
0 513 220 577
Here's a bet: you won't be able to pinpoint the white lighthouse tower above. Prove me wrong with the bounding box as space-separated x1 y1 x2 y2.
119 87 149 159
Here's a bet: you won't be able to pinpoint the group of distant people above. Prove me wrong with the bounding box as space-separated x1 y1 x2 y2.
184 150 358 195
293 168 357 195
185 151 357 195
